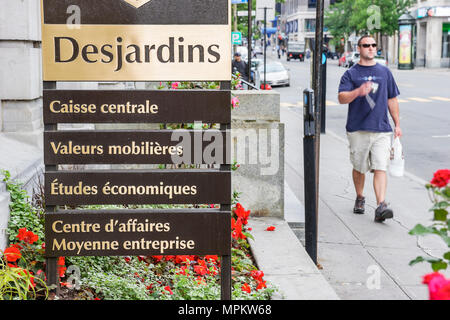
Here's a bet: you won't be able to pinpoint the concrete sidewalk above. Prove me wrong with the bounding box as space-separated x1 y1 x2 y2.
281 105 449 300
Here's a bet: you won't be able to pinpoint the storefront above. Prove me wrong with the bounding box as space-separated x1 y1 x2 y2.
413 5 450 68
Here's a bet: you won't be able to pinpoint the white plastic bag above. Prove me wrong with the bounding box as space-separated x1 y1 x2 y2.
389 137 405 177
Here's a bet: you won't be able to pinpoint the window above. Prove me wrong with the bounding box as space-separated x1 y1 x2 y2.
305 19 316 32
443 23 450 58
308 0 316 9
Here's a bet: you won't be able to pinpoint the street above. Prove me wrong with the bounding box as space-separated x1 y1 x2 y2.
263 50 450 183
256 49 450 299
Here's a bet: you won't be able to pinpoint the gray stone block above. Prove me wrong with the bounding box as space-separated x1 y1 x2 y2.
231 122 284 218
2 98 42 132
0 0 41 41
0 191 10 250
0 47 42 100
231 90 280 121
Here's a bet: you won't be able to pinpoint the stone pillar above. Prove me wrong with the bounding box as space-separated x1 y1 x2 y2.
0 0 44 248
231 90 285 219
426 18 443 68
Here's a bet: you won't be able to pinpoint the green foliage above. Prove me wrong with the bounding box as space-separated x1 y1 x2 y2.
0 253 48 300
325 0 413 47
1 170 44 242
409 179 450 272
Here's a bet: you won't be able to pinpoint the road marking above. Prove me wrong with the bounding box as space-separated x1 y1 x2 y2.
397 99 409 103
326 100 339 106
408 97 433 102
430 96 450 102
280 102 297 107
432 134 450 138
397 82 415 88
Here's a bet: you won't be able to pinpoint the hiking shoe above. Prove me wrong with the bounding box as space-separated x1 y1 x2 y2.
353 196 365 214
374 201 394 222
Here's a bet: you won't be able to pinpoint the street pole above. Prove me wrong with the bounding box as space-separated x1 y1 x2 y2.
307 0 325 266
263 7 267 90
247 0 252 84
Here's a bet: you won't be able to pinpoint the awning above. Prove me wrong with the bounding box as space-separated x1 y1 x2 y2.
260 27 277 36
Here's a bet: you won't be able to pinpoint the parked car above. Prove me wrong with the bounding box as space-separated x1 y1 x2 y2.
250 58 263 83
345 52 360 68
255 61 290 88
286 42 305 61
253 45 263 56
374 55 388 66
327 51 339 60
235 46 248 61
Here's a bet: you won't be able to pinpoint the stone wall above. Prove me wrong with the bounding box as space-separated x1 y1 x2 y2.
231 90 285 219
0 0 44 249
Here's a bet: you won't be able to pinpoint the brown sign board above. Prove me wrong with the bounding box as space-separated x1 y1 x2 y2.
40 0 231 81
44 130 230 165
43 90 231 124
45 170 231 206
45 209 231 257
42 0 228 25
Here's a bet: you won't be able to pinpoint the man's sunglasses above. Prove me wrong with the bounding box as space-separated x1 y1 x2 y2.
360 43 377 48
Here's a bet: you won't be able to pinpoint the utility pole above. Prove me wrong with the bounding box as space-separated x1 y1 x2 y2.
247 0 252 83
305 0 325 266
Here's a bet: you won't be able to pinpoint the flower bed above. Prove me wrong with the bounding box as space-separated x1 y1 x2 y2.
0 170 276 300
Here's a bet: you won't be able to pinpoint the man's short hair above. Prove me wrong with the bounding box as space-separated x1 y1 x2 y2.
357 35 375 47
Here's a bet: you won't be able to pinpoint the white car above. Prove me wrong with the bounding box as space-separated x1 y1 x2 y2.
255 62 290 88
374 56 388 66
345 52 360 68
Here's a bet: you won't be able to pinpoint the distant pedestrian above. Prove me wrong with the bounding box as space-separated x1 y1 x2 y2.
277 45 281 59
338 35 402 223
232 52 249 82
306 49 311 59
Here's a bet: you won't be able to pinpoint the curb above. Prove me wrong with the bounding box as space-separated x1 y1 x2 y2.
247 216 340 300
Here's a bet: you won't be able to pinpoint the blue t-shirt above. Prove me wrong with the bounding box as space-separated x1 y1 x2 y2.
338 63 400 132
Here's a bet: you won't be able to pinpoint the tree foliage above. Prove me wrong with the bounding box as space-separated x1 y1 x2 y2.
325 0 413 43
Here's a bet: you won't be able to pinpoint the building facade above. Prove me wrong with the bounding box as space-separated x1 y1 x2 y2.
411 0 450 68
280 0 336 50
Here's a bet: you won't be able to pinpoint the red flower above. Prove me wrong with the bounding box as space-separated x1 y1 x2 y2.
235 203 251 225
194 264 208 276
175 255 193 264
152 255 163 262
256 280 267 290
423 272 450 300
266 226 276 231
241 283 251 293
16 228 27 241
3 246 21 262
164 286 174 295
57 256 65 266
231 218 246 240
251 270 264 282
430 169 450 188
24 230 39 244
124 257 131 263
58 266 67 278
164 255 175 261
204 255 219 264
137 255 146 262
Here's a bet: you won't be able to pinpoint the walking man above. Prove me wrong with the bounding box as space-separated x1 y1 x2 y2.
338 35 402 222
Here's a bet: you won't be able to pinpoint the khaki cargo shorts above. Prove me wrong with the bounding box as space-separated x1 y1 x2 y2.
346 131 393 174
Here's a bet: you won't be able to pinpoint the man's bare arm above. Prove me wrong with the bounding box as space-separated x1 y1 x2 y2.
338 82 372 104
388 97 402 137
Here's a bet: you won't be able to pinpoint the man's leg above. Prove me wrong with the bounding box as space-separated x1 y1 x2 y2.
373 170 387 205
373 170 387 206
352 169 365 198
